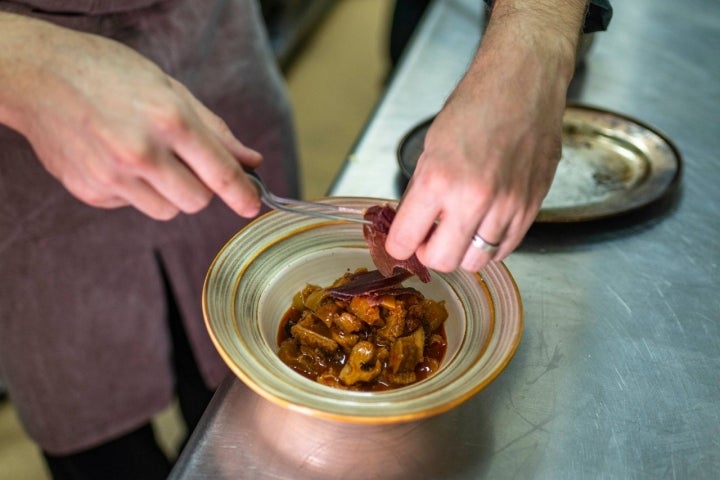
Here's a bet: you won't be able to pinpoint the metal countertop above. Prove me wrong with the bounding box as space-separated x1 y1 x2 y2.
171 0 720 478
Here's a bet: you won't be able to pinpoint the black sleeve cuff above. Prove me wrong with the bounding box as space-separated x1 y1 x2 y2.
584 0 613 33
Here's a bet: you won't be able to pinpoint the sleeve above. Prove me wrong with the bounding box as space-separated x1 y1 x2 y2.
583 0 612 33
482 0 613 34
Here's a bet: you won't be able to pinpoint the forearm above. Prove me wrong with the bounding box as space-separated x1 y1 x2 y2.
0 12 45 132
0 13 27 130
442 0 588 121
480 0 588 86
487 0 589 37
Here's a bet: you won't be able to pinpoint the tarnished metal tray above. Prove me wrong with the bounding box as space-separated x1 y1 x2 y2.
397 105 681 223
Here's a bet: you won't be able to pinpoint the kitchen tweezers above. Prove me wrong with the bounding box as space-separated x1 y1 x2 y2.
245 170 371 224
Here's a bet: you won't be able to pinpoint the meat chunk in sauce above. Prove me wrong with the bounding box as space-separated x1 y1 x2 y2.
389 327 425 375
339 341 383 385
277 268 448 391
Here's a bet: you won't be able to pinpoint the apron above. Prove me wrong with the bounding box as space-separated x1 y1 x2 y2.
0 0 299 454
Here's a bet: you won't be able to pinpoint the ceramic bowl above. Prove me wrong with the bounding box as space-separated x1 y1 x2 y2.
203 197 523 424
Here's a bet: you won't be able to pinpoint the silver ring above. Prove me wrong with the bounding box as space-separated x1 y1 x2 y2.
471 234 500 254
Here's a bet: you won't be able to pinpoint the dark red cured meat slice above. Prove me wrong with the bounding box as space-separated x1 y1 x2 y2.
363 204 431 283
326 269 412 300
359 286 424 306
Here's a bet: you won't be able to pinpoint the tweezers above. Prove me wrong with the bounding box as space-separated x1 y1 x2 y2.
245 170 371 225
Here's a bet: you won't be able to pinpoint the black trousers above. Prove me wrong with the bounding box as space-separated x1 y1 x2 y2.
43 260 214 480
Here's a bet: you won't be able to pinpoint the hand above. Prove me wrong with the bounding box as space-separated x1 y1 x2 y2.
385 0 587 272
0 13 262 220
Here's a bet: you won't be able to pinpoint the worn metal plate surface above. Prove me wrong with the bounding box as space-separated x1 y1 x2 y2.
397 105 681 222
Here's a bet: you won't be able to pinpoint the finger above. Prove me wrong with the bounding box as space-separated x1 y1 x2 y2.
61 173 129 210
461 190 535 271
138 150 213 215
415 217 477 272
172 79 263 169
475 203 511 247
194 102 263 168
390 157 463 251
459 214 508 272
491 181 545 260
493 210 534 261
414 196 492 273
76 192 128 210
460 233 499 272
460 242 490 273
164 119 261 218
473 198 514 249
116 177 180 220
385 176 443 261
66 155 191 219
85 196 126 209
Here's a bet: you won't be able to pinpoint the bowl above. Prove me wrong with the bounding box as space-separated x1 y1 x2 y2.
203 197 523 424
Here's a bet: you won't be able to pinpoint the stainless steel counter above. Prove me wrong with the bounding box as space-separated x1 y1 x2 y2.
170 0 720 478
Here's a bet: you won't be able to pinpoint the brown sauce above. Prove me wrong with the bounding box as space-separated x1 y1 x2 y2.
276 270 449 392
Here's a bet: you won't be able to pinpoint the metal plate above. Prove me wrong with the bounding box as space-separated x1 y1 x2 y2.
397 105 682 222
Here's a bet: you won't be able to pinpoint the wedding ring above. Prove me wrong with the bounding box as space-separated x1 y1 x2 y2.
471 234 499 254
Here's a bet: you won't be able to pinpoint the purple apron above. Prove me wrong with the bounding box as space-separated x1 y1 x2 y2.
0 0 298 454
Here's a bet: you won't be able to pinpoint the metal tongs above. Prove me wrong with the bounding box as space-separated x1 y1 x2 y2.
245 170 371 224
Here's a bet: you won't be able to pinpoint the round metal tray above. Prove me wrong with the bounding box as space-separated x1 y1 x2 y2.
397 105 681 223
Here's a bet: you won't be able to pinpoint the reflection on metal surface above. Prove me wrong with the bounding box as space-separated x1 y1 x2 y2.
250 387 493 480
397 105 681 223
170 378 495 480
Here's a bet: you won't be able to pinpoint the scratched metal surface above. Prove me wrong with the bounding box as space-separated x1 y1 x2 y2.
170 0 720 478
